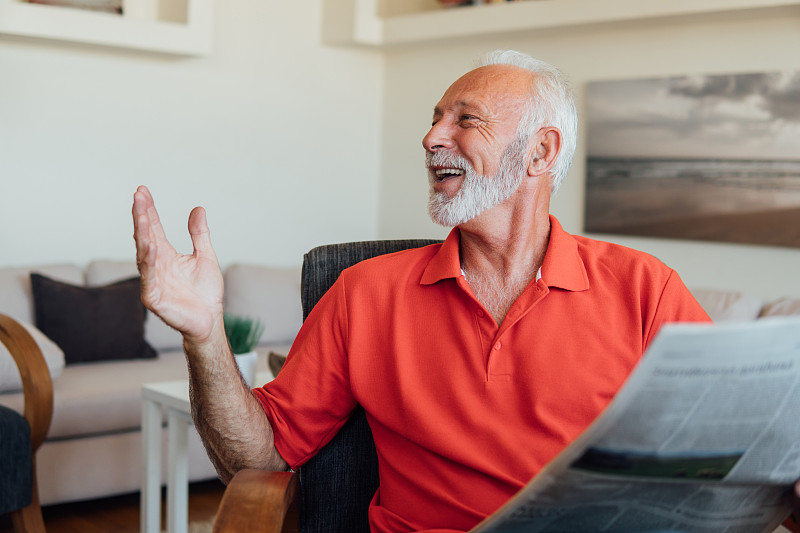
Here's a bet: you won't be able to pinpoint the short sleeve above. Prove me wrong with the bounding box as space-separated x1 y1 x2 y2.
252 275 358 469
643 269 712 349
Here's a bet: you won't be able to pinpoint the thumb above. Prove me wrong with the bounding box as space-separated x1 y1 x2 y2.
188 206 215 257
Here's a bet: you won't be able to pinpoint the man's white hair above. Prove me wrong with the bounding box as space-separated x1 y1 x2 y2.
475 50 578 195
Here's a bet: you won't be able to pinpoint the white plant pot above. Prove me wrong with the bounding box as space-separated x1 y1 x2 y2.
233 351 257 387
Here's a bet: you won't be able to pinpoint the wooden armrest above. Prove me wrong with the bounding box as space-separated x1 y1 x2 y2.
0 313 53 451
213 469 299 533
785 511 800 533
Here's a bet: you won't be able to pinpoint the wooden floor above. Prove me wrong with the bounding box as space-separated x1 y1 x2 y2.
0 479 226 533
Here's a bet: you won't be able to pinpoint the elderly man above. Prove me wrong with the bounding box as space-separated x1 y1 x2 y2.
133 50 742 532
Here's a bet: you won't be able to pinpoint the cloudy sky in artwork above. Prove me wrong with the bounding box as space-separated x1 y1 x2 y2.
586 71 800 159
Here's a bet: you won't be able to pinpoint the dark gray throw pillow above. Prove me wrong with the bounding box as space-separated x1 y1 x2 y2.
30 273 157 365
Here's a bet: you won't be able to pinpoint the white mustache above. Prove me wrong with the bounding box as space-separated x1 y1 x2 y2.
426 151 473 171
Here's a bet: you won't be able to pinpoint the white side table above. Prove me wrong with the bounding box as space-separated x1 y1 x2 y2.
140 372 272 533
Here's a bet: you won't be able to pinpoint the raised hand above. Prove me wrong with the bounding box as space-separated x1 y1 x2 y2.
132 185 224 344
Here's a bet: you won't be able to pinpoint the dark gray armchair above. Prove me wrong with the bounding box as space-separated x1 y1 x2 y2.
0 313 54 533
213 239 440 533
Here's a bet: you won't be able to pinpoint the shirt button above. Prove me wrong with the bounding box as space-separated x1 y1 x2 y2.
476 309 485 318
494 341 502 350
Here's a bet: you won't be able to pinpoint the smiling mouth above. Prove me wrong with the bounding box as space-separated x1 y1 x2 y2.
431 167 465 181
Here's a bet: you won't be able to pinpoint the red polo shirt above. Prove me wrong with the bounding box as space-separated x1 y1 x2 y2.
254 216 711 533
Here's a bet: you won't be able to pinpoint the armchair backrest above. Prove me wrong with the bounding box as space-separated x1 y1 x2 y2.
298 239 441 533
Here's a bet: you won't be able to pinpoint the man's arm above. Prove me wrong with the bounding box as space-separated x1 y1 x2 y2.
132 185 288 482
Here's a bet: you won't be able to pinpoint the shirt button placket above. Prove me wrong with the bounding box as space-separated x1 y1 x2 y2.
475 308 490 376
486 339 504 382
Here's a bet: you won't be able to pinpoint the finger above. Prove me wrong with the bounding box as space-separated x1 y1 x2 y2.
133 212 151 264
132 185 153 221
188 206 217 259
134 185 173 249
132 189 153 265
133 187 171 278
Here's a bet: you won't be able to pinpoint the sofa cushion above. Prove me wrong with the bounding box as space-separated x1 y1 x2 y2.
85 260 183 351
86 261 305 350
760 298 800 318
0 320 65 393
0 344 290 440
223 264 302 345
690 288 763 322
30 274 156 365
0 264 84 324
1 349 189 439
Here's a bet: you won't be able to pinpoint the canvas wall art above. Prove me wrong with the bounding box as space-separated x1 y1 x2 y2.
584 70 800 248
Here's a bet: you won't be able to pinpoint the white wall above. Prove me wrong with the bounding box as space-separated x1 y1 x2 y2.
378 6 800 301
4 3 800 301
0 0 383 269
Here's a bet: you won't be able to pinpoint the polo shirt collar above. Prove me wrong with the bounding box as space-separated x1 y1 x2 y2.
420 228 462 285
420 216 589 292
542 215 589 292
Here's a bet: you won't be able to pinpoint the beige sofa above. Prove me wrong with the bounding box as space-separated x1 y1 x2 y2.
0 260 302 506
1 256 799 508
690 288 800 323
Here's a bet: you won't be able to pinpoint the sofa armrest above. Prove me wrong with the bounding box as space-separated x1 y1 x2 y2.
213 469 299 533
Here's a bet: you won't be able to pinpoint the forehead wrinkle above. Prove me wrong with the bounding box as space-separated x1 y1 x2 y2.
434 99 489 117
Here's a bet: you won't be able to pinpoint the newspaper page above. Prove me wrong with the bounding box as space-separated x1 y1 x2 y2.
472 317 800 533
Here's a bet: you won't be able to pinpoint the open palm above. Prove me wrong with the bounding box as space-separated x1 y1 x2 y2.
132 186 224 342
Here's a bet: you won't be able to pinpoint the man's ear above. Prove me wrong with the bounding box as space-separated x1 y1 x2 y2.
527 127 562 177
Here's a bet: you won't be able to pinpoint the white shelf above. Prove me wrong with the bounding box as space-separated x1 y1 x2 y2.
0 0 212 55
323 0 800 46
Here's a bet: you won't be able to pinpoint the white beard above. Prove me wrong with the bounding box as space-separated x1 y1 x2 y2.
426 136 529 227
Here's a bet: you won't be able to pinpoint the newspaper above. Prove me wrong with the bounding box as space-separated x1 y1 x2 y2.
472 317 800 533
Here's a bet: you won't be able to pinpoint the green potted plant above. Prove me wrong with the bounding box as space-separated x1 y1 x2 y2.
224 313 265 387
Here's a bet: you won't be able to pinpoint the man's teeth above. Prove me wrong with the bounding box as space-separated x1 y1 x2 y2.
435 168 465 177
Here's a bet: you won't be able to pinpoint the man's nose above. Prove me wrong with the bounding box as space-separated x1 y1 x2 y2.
422 121 455 152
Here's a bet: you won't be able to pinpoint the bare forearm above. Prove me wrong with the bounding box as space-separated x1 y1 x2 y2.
185 323 288 483
132 187 286 480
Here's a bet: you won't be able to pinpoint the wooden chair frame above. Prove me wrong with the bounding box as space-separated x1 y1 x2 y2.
212 470 298 533
0 313 54 533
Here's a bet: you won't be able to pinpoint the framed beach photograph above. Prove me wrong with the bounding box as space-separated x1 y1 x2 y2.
584 70 800 248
